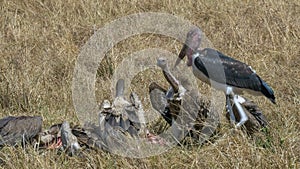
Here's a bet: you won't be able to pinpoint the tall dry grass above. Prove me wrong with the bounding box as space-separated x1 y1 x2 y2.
0 0 299 168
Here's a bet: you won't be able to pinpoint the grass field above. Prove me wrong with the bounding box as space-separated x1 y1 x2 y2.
0 0 299 168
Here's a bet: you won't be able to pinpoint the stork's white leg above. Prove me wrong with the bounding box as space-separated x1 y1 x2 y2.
233 95 248 127
236 95 246 104
226 87 236 124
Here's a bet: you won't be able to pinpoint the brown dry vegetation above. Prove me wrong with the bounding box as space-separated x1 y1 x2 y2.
0 0 299 168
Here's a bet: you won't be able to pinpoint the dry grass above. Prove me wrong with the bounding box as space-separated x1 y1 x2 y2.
0 0 299 168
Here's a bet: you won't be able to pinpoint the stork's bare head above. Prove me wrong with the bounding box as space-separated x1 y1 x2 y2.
157 57 168 70
175 28 202 67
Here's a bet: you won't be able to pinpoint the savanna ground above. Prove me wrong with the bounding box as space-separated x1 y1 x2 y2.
0 0 299 168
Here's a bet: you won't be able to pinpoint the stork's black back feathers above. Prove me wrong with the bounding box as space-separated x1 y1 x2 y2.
194 48 276 104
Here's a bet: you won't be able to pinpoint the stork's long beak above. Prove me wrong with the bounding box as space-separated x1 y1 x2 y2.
174 44 188 68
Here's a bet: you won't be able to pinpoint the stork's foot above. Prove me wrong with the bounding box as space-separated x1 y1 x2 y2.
236 118 248 128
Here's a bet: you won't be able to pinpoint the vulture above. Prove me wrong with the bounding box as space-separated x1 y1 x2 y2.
0 116 42 147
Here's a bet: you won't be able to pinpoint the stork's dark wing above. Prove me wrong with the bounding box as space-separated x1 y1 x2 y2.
195 48 262 91
194 48 276 103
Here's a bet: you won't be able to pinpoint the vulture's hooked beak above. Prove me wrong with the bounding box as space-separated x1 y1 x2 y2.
174 44 188 68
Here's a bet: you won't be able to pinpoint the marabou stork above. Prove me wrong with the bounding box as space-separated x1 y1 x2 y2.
175 28 275 126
